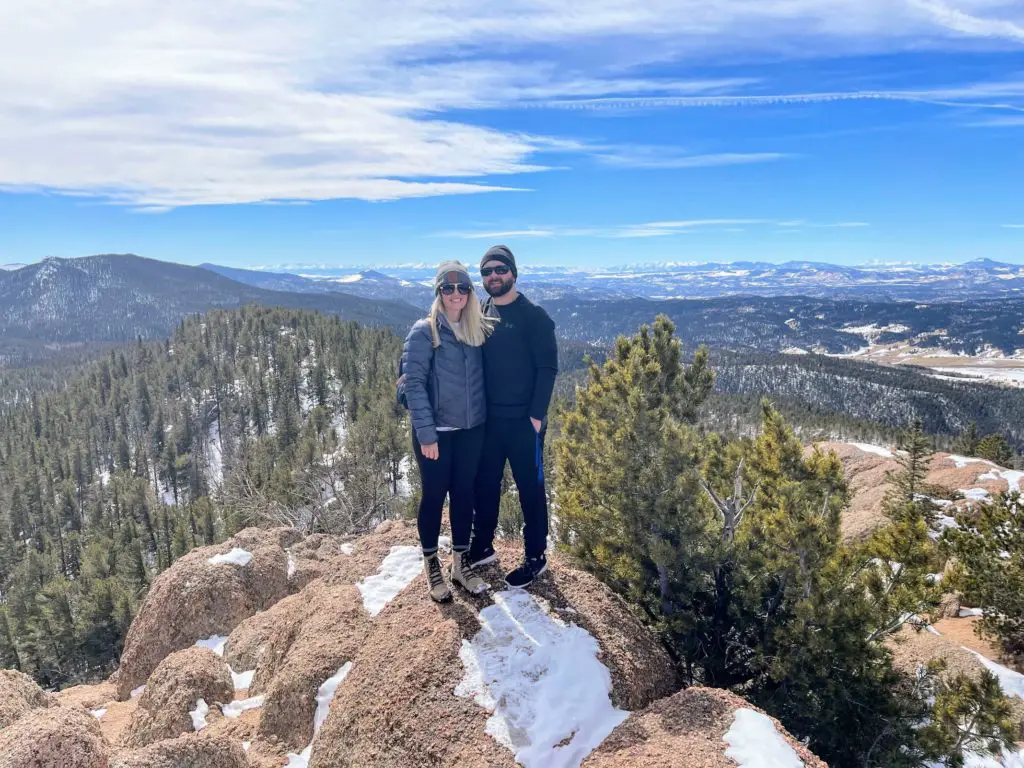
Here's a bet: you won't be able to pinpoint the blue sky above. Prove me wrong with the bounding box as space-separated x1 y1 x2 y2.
1 1 1023 269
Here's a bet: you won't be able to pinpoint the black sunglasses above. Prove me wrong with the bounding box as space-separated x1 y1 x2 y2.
441 283 472 295
480 265 511 277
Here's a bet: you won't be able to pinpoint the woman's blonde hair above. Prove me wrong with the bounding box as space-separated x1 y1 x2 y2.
427 283 493 348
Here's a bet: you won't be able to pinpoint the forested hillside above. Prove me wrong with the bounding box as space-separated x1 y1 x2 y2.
0 307 408 688
546 294 1024 356
708 349 1024 451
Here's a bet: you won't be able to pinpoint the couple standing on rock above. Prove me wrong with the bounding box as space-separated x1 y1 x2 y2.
401 245 558 602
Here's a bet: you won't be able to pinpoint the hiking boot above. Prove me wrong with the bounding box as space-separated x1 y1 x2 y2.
451 550 489 595
504 555 548 589
424 554 452 603
468 543 497 568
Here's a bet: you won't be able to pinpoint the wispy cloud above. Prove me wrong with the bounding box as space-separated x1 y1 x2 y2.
594 148 791 169
2 0 1023 207
521 84 1024 113
1003 224 1024 228
438 218 871 239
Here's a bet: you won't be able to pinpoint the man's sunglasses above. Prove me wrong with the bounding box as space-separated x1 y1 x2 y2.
441 283 472 295
480 265 511 277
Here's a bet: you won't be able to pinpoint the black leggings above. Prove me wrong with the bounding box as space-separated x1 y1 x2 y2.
413 425 485 555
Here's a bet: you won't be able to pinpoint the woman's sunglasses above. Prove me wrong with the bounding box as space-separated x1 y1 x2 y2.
441 283 472 295
480 265 510 277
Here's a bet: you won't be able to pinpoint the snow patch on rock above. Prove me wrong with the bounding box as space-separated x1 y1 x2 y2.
285 662 354 767
356 545 422 616
723 707 805 767
207 548 253 567
231 668 255 690
849 442 894 458
189 698 209 731
195 634 228 657
223 694 265 719
455 589 628 768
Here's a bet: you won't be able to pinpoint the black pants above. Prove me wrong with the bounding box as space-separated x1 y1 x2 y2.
413 425 485 555
473 417 548 559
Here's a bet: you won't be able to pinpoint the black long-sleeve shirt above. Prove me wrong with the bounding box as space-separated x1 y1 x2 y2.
482 294 558 421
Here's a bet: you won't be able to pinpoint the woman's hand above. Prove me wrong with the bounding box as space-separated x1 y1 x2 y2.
421 442 439 460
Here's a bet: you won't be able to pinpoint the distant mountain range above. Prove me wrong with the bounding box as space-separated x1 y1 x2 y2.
196 258 1024 305
0 255 421 361
198 262 434 307
3 254 1024 371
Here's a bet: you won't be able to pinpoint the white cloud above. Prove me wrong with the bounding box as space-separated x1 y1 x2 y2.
1004 224 1024 228
595 149 790 168
1 0 1022 207
439 218 870 239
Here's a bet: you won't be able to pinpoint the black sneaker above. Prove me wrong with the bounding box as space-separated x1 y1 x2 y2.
468 544 497 569
504 555 548 589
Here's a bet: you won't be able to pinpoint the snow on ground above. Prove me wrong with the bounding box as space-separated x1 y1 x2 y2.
455 590 628 768
242 741 251 753
223 695 265 719
782 346 808 355
356 545 422 616
959 607 985 617
287 552 297 579
933 651 1024 767
156 480 176 506
189 698 209 730
207 548 253 567
980 469 1024 493
723 708 804 768
962 488 992 502
285 662 354 767
933 367 1024 389
99 470 111 486
396 455 412 498
340 542 355 556
965 649 1024 701
207 421 224 488
91 708 107 719
949 455 997 470
849 442 894 458
195 634 228 656
232 668 255 690
130 685 146 699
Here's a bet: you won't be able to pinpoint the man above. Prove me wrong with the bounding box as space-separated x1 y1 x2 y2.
469 244 558 588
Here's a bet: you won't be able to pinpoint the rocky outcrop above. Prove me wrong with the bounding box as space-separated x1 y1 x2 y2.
119 647 234 747
84 519 828 768
114 527 298 699
240 582 370 750
582 687 828 768
816 442 1018 541
308 539 677 767
110 732 247 768
0 668 53 729
0 702 109 767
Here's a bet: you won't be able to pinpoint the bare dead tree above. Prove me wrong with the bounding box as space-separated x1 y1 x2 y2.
700 458 760 544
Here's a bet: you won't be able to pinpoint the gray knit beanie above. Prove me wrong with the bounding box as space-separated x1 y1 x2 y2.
433 260 473 296
480 244 517 279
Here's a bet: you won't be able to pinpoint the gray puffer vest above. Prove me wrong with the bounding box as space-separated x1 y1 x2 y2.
402 315 486 445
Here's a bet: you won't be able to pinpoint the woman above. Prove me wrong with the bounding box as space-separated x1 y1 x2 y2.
402 260 491 601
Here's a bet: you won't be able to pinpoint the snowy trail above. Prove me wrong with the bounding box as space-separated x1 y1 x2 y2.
456 590 628 768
